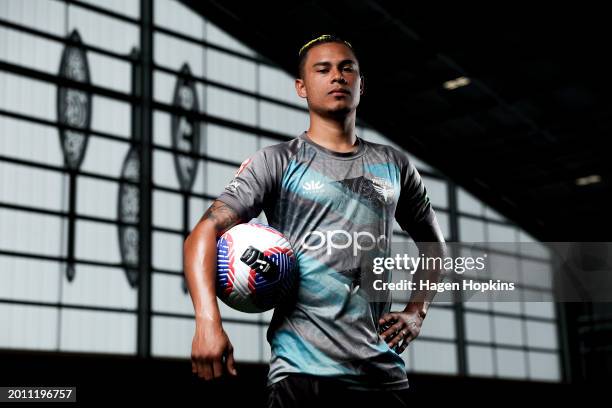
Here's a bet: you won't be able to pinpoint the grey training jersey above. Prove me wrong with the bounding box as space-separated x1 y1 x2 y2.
217 131 435 390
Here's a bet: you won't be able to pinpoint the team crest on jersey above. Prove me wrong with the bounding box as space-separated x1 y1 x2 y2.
371 177 395 204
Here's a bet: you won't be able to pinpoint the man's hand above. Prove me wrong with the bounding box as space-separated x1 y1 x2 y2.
191 319 237 380
378 310 424 354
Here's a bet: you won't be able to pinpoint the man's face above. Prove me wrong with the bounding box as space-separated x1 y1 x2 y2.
296 42 364 116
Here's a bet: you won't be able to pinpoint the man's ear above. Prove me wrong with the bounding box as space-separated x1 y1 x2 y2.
295 78 307 99
360 74 365 95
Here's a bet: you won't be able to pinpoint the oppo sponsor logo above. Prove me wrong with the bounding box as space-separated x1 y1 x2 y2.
300 229 387 256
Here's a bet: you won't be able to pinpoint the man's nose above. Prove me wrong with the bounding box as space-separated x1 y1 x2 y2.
333 74 347 84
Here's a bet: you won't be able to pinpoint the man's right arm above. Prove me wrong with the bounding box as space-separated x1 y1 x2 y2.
183 199 241 380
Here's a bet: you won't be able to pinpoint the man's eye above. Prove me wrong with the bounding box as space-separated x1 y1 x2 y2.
343 67 354 72
317 70 328 73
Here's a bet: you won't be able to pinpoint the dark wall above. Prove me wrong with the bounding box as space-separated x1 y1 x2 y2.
1 350 582 404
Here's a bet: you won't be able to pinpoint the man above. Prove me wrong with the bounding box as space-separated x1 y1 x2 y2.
184 34 447 407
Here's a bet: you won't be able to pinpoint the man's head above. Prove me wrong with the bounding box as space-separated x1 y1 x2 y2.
295 34 364 117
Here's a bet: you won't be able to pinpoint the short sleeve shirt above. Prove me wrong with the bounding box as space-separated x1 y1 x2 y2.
218 131 435 390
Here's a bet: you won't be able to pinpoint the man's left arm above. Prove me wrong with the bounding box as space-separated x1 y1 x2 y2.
379 217 448 353
379 154 449 353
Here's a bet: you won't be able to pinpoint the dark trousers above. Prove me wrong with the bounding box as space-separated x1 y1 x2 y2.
266 374 410 408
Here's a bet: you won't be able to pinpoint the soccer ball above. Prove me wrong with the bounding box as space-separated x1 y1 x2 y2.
216 221 297 313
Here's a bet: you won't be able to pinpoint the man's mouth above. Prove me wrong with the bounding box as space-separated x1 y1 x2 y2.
329 88 350 95
329 89 350 97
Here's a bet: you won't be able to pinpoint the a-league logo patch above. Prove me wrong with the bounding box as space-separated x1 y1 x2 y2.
235 157 252 177
225 157 252 193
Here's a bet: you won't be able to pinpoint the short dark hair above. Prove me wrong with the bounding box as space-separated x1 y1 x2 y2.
297 34 359 79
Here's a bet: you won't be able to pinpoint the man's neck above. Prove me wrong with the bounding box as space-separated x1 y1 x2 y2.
306 112 358 153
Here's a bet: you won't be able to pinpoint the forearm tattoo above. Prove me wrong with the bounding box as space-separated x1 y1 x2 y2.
199 200 241 235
